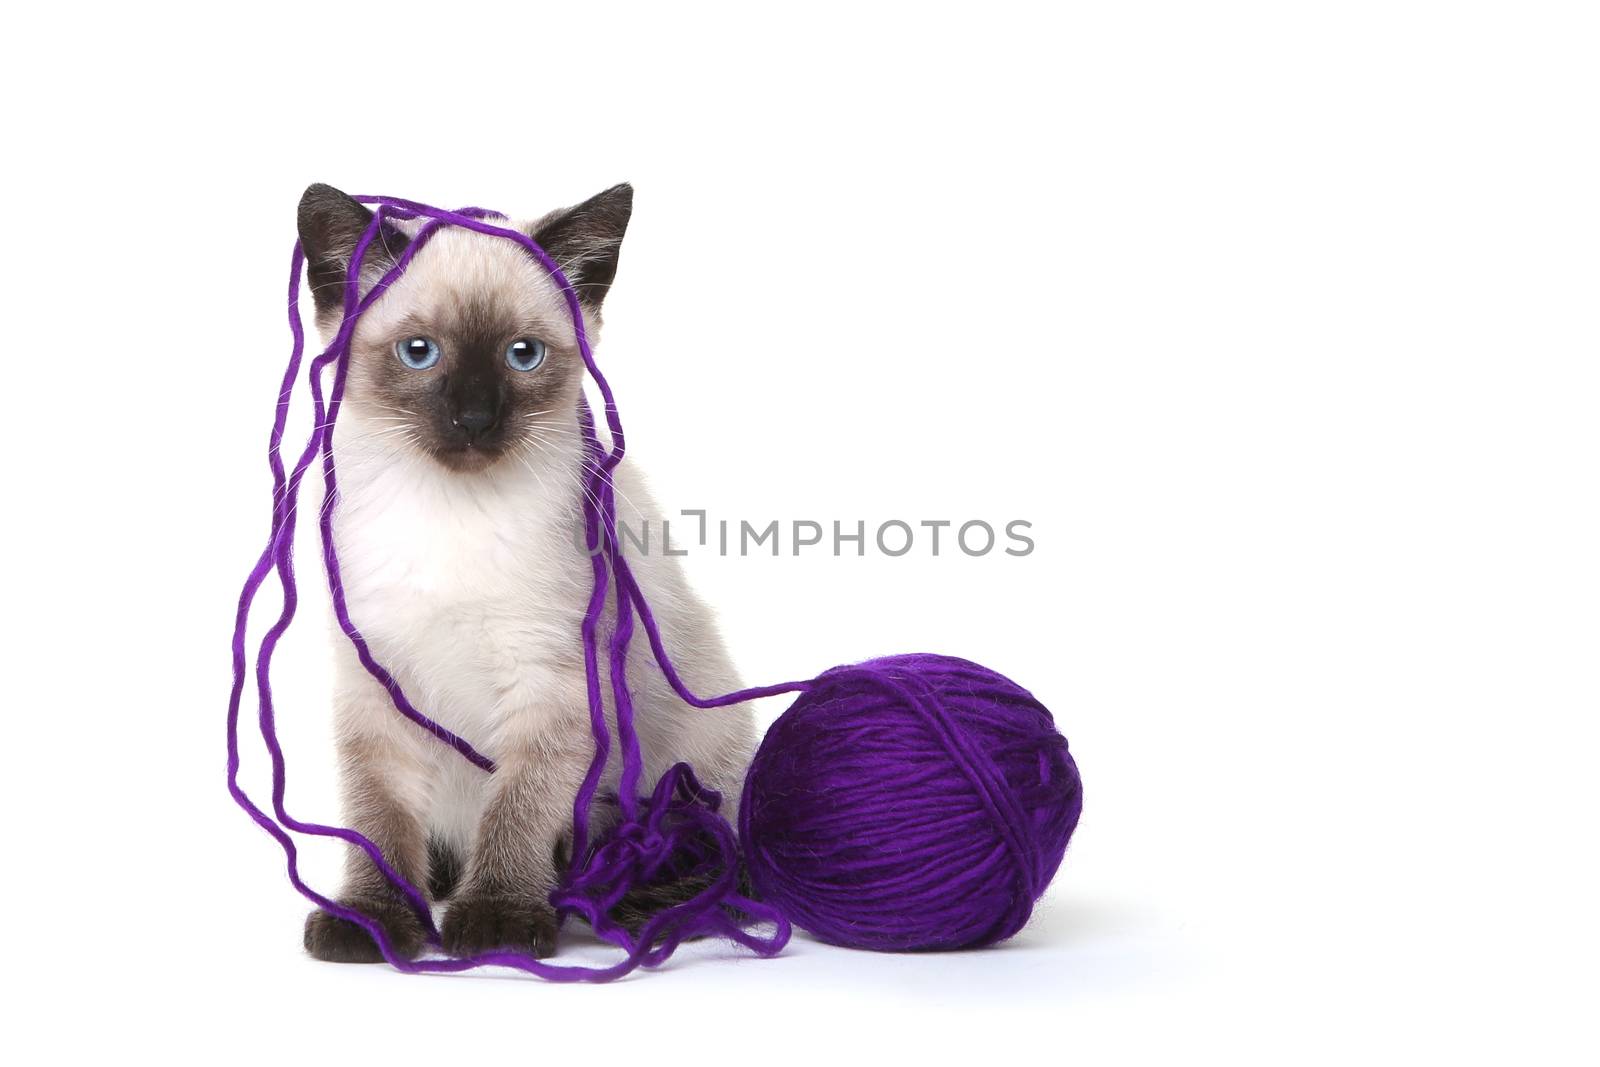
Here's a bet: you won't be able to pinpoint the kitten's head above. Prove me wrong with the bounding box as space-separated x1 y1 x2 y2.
297 182 631 473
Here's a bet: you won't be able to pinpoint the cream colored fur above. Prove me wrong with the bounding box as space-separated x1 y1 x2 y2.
319 223 753 903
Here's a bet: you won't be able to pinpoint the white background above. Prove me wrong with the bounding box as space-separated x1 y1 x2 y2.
3 2 1596 1063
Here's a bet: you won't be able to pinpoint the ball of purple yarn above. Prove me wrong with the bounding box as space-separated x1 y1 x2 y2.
738 653 1082 952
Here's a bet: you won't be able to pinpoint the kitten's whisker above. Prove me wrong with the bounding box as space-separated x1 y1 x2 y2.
574 455 646 520
521 436 613 522
511 443 554 501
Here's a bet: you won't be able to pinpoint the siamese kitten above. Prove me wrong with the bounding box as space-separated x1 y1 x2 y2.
295 183 753 963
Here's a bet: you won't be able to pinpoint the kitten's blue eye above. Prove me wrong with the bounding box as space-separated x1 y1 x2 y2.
395 336 441 370
506 338 547 372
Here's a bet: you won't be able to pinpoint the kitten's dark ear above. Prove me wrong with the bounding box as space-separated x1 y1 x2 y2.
530 183 634 310
297 183 408 318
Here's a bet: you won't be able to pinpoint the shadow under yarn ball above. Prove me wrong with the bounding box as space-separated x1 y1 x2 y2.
739 654 1083 952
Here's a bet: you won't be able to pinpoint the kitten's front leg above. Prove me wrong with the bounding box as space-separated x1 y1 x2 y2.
303 733 433 963
441 737 585 958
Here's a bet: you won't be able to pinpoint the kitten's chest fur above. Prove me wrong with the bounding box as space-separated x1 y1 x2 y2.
330 447 588 739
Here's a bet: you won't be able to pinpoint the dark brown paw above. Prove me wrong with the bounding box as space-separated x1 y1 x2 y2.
304 900 426 963
441 895 557 958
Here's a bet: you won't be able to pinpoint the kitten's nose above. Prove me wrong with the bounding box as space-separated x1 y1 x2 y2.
453 407 498 440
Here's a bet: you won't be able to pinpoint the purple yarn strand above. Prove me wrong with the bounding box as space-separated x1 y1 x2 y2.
228 196 793 981
317 209 497 773
227 227 438 964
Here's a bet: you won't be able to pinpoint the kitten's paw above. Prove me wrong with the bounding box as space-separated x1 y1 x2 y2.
441 894 558 958
304 900 426 963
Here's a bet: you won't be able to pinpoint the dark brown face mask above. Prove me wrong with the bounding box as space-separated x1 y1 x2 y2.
297 180 633 471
